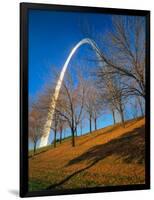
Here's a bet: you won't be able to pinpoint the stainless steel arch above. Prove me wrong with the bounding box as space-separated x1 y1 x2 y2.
39 38 102 147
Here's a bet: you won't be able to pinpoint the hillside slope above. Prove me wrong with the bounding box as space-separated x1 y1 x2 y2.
29 117 145 191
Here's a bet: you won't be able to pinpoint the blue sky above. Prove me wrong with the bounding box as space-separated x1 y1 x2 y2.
28 9 113 97
28 9 142 148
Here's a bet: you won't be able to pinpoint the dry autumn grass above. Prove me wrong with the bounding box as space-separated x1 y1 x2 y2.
29 117 145 191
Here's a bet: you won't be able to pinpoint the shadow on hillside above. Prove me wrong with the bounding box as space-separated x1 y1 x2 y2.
78 118 143 147
29 149 50 159
78 125 120 146
68 125 145 166
125 117 142 128
46 125 145 190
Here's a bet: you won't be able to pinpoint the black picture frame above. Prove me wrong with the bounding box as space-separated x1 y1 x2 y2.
20 2 150 198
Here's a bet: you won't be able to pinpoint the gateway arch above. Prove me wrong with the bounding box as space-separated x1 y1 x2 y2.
39 38 103 148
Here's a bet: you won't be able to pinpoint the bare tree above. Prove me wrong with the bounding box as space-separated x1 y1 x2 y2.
85 85 93 133
96 16 145 99
54 72 86 147
83 80 103 132
29 103 45 154
50 112 66 147
130 98 139 119
78 112 86 136
137 96 145 117
92 92 103 130
50 110 59 148
98 67 126 127
81 16 145 101
129 95 145 119
58 117 67 144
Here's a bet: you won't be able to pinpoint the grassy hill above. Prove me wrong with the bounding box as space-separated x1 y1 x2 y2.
29 117 145 191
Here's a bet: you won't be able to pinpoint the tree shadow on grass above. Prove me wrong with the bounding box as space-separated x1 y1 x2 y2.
46 156 101 190
124 117 143 128
46 125 145 190
29 149 50 159
68 125 145 166
78 117 143 147
78 125 120 146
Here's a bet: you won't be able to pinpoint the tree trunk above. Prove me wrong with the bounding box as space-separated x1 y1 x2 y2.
71 128 75 147
112 109 116 125
33 142 37 155
60 129 62 144
75 126 78 137
89 114 92 133
94 117 97 130
64 131 65 139
138 97 144 117
54 130 57 148
119 105 125 127
80 123 82 136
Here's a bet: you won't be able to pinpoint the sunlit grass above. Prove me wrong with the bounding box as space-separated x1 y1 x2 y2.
29 117 145 192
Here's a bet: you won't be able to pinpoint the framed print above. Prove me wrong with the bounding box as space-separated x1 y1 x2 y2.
20 2 150 197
